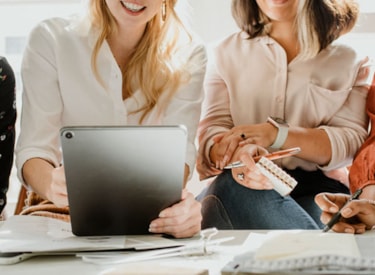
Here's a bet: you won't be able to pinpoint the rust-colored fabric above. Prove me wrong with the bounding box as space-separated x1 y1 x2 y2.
349 73 375 193
18 191 70 222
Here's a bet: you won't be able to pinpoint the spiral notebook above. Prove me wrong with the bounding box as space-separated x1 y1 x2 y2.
221 231 375 274
222 254 375 274
255 156 298 196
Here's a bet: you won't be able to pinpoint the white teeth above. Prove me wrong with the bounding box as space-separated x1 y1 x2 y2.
120 1 144 12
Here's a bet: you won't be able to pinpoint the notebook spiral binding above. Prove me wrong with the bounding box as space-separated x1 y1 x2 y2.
255 156 298 196
223 254 375 274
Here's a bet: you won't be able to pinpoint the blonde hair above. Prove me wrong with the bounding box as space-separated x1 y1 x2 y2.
231 0 359 59
89 0 191 122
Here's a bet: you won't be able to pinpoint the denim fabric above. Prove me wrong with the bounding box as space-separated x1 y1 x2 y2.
196 169 349 230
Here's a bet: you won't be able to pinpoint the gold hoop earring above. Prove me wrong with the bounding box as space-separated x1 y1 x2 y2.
161 0 167 21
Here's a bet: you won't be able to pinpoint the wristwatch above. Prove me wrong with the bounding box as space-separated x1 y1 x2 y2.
267 116 289 149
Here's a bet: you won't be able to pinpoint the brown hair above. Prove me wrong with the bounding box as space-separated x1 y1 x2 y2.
231 0 359 58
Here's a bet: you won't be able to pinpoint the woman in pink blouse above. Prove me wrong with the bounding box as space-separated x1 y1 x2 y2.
196 0 373 229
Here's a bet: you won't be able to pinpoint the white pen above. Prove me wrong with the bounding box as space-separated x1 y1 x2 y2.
224 147 301 169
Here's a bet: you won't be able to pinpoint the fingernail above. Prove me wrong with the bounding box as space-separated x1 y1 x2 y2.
149 222 156 229
356 228 365 234
223 155 229 164
344 228 354 233
149 226 155 233
342 208 352 215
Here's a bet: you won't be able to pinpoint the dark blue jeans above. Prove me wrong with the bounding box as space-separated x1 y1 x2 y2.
196 168 349 230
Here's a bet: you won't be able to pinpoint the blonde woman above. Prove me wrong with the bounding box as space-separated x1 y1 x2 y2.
16 0 206 238
197 0 373 229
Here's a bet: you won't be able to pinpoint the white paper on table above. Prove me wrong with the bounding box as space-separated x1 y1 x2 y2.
250 230 360 260
0 215 183 253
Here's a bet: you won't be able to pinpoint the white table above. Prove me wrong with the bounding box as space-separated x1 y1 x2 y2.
0 230 251 275
1 230 375 275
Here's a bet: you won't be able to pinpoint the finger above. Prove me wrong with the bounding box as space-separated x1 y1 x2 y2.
151 211 202 237
233 153 273 189
314 193 341 212
221 139 241 168
158 199 190 219
239 138 255 146
213 133 225 143
245 172 274 190
320 208 367 234
232 167 273 190
149 200 202 238
220 129 254 165
240 153 256 168
351 223 367 234
214 139 231 166
342 201 375 229
160 222 201 239
257 146 269 156
152 194 200 225
330 220 367 234
320 210 334 225
330 221 356 234
181 188 189 200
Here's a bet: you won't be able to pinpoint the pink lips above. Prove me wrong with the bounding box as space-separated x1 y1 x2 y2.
269 0 289 5
120 1 146 15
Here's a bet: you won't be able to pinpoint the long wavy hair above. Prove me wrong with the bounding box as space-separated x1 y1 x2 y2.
89 0 190 122
231 0 359 59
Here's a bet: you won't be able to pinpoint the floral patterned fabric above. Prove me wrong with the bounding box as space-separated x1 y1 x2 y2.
0 56 16 214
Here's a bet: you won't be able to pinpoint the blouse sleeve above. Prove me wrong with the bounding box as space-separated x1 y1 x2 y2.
317 57 374 171
196 52 233 180
161 43 207 179
16 21 64 185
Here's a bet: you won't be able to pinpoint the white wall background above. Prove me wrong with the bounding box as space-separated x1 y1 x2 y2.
187 0 237 44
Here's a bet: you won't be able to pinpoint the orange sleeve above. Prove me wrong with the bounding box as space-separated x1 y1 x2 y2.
349 73 375 193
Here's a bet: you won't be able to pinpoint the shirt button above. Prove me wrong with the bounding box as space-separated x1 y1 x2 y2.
276 96 284 102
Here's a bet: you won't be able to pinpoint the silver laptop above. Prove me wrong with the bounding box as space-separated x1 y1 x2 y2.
60 125 187 236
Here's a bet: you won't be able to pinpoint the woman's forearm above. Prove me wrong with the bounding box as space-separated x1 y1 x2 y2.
22 158 55 200
284 127 332 166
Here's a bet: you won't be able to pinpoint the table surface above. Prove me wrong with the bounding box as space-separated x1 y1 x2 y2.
0 230 251 275
1 230 375 275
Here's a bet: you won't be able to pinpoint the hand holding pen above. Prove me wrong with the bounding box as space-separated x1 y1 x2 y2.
224 147 301 169
322 189 362 232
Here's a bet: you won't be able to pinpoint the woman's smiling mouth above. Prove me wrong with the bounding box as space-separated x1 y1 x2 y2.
120 1 146 13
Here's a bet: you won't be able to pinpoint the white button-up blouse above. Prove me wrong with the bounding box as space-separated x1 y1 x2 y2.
16 15 207 182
